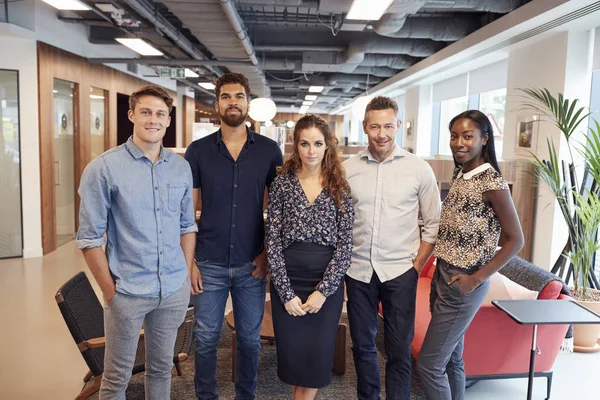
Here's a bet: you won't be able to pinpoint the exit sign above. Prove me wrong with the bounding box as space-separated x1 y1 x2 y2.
159 68 185 78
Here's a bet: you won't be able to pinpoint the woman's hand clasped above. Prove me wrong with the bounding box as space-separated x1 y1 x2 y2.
301 291 326 314
284 296 307 317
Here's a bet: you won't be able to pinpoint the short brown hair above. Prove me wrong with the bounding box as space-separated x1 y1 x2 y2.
129 85 173 113
364 96 398 122
215 73 251 99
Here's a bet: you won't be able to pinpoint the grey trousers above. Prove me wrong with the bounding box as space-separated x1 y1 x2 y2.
99 278 189 400
417 260 489 400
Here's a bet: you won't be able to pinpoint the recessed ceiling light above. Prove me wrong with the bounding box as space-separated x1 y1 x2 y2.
116 38 163 56
90 95 105 99
42 0 90 10
185 68 199 78
346 0 394 21
308 86 324 93
305 95 317 101
199 82 215 90
302 101 313 106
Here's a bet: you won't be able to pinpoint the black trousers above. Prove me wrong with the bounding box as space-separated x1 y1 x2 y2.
346 268 419 400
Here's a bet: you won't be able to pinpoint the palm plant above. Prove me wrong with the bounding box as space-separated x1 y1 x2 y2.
519 88 600 296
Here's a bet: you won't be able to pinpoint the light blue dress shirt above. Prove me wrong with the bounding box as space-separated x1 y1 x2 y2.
77 137 197 298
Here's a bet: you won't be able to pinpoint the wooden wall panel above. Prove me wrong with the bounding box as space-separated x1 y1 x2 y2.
183 96 196 147
37 42 178 254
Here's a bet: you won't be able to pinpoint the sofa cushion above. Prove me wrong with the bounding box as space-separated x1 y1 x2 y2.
538 280 563 299
483 272 538 303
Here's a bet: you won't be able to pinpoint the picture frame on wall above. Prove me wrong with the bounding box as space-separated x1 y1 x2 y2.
515 115 539 155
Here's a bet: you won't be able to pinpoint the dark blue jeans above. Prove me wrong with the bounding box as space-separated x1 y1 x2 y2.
193 260 266 400
346 268 419 400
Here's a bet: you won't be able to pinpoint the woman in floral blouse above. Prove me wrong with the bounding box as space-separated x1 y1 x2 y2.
266 114 354 399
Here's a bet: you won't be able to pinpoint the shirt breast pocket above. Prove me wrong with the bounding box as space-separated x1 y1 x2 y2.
168 184 187 212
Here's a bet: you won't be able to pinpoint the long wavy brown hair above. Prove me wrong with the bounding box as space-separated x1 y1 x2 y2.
278 114 350 210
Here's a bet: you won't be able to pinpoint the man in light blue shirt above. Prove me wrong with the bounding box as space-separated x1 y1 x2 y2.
77 85 197 399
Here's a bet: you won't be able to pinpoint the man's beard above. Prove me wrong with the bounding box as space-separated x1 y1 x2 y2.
221 107 247 127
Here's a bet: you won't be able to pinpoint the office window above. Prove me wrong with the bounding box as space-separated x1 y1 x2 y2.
479 88 506 160
0 69 22 258
437 96 468 156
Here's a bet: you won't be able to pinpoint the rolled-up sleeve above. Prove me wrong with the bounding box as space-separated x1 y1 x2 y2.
180 165 198 235
76 158 112 249
419 164 441 245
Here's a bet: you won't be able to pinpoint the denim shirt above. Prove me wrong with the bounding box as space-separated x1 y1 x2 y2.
77 137 198 298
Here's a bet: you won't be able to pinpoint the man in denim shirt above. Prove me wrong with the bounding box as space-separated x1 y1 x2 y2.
77 85 197 399
185 73 283 400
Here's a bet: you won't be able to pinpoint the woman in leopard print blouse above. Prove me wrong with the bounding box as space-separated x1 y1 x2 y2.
417 110 524 400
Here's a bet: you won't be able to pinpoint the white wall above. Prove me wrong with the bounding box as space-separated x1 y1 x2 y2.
503 30 595 269
0 24 42 258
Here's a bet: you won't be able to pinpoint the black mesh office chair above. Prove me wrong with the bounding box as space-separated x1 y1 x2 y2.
55 272 193 400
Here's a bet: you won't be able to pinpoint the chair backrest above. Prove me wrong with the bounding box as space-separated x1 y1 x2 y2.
55 272 105 376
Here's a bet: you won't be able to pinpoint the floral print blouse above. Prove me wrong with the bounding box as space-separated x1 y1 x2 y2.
266 172 355 303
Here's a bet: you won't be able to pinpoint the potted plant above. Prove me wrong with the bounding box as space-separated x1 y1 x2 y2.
520 88 600 351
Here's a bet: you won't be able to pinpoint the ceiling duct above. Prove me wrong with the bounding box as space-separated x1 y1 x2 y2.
374 0 522 38
119 0 223 77
374 16 479 40
160 0 270 97
238 0 318 5
422 0 524 13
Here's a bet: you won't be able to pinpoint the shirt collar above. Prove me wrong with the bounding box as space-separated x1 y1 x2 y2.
216 127 256 146
359 145 405 162
125 136 168 162
457 163 492 180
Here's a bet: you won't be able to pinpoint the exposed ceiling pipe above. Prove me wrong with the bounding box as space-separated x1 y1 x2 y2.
255 45 346 52
352 66 397 78
119 0 223 77
422 0 524 13
374 16 478 40
359 54 416 69
374 0 521 39
237 0 318 5
219 0 259 65
344 37 442 63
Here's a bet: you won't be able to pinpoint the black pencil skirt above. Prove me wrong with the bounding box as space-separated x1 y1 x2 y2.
270 241 344 388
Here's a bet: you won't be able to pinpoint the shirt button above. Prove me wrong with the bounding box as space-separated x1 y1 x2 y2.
233 204 237 208
232 224 236 228
234 184 237 188
156 208 160 212
159 231 162 234
155 186 158 190
230 245 234 248
159 251 163 255
234 164 238 167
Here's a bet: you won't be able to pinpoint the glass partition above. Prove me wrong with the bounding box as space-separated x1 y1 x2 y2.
0 69 22 258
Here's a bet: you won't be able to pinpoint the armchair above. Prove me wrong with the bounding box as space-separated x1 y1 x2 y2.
55 272 194 400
